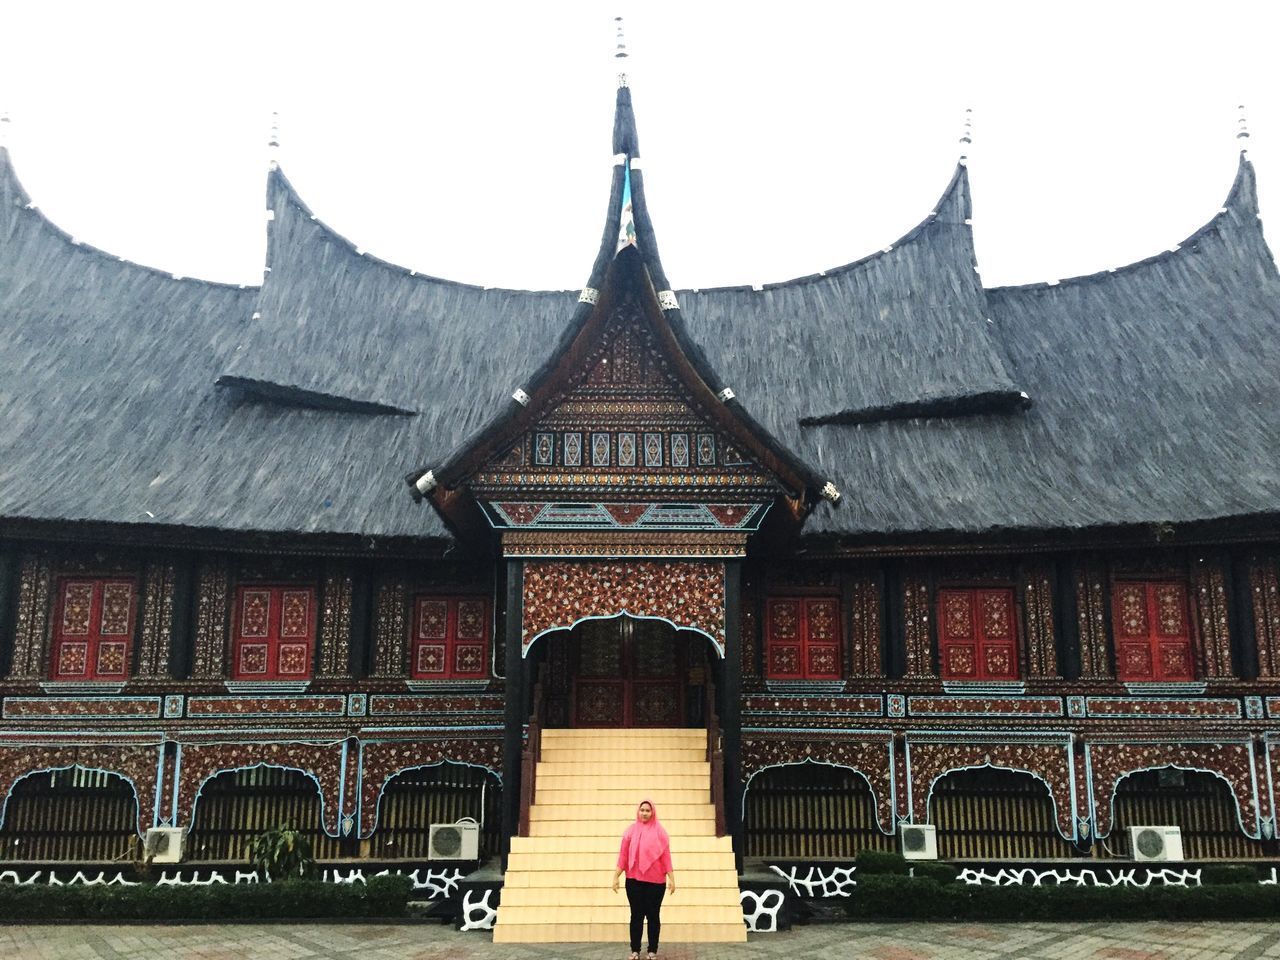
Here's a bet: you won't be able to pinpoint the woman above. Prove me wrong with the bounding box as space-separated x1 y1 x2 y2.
612 799 675 960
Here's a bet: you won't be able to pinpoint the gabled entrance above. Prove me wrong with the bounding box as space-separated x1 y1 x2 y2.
541 615 707 728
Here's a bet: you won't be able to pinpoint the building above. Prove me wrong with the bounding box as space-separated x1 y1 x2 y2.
0 70 1278 894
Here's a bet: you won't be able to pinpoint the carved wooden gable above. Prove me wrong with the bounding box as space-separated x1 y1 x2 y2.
470 295 779 540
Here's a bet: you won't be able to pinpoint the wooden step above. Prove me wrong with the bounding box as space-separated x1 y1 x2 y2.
533 788 710 805
507 850 736 872
502 868 740 889
529 803 713 822
499 886 739 907
536 773 710 790
528 819 718 838
539 748 707 764
509 834 732 854
542 728 706 740
497 904 743 924
493 922 746 943
535 760 711 776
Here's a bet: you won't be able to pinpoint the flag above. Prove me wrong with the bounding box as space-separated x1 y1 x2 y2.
616 161 636 253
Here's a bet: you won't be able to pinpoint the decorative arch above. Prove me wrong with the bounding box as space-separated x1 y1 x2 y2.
923 762 1075 842
1089 740 1261 839
741 733 894 833
358 738 503 837
906 737 1076 840
364 759 501 845
0 744 159 837
1 764 142 844
174 741 344 836
522 560 725 656
742 758 895 836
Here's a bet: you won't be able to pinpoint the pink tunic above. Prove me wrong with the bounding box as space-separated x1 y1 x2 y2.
617 829 673 884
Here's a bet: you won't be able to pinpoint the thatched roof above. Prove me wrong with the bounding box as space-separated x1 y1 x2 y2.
2 94 1278 547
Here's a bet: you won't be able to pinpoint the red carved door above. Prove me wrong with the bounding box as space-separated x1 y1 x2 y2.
572 618 684 727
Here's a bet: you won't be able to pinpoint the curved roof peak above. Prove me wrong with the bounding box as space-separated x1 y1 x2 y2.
0 142 251 292
991 150 1260 294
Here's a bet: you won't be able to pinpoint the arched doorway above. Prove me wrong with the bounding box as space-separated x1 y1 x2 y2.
540 615 710 728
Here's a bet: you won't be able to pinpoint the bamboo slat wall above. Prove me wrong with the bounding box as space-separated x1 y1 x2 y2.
373 765 501 860
744 765 894 859
929 768 1075 860
0 769 137 862
186 767 350 861
1099 770 1266 860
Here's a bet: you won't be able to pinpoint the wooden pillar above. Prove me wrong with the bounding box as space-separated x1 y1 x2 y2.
722 559 743 872
500 559 525 870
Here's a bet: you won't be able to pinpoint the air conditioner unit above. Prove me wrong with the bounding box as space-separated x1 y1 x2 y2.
428 819 480 860
899 823 937 860
1129 825 1184 862
144 827 185 865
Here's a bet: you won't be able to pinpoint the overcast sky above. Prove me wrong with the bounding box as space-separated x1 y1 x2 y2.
1 1 1276 291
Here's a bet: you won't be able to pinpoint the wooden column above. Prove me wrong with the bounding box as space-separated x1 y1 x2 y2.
722 559 743 871
500 559 525 869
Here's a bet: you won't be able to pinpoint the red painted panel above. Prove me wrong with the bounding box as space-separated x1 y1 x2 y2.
51 578 137 681
938 587 1020 681
1113 581 1195 682
231 585 316 681
410 596 491 680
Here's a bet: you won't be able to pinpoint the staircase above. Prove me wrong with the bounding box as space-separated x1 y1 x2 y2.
494 727 746 943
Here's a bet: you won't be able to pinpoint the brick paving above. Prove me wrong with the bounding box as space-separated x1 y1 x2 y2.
2 922 1279 960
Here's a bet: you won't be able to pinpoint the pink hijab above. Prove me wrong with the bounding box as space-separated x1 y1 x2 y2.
622 799 670 875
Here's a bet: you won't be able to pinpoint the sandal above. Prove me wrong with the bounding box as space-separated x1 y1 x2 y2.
629 953 639 960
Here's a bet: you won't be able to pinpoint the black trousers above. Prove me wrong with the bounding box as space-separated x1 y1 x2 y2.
624 877 665 953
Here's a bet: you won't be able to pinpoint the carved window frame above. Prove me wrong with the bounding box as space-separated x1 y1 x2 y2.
409 595 491 681
1111 579 1195 682
936 587 1021 681
229 584 317 681
49 577 138 681
764 596 842 680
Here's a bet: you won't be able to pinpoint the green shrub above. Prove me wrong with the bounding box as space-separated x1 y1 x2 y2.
248 824 318 882
855 850 909 875
0 876 413 922
845 876 1280 922
1201 865 1257 886
365 874 413 917
910 861 959 884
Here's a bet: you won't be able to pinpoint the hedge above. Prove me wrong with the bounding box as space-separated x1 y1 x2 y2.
846 875 1280 921
854 850 909 876
0 875 413 922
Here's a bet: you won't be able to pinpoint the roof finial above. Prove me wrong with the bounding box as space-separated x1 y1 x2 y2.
268 111 280 171
615 15 629 88
958 107 973 163
1237 104 1250 141
0 112 10 149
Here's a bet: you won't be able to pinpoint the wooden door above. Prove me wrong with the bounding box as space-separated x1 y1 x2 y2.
572 618 684 727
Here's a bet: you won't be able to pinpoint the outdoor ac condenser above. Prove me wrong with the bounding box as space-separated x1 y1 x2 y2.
898 823 938 860
428 819 480 860
144 826 185 865
1129 825 1184 862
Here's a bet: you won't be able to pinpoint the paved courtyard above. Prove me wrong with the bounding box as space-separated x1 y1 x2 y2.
2 922 1278 960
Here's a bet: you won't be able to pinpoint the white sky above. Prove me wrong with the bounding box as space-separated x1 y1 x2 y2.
1 0 1277 291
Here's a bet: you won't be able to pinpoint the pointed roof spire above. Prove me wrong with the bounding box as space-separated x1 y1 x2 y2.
958 107 973 164
268 111 280 171
615 15 629 87
1237 104 1250 142
0 112 10 150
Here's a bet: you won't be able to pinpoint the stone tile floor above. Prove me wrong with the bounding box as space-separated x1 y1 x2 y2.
2 922 1279 960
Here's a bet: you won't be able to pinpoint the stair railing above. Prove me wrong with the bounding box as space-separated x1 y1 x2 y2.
705 676 727 838
518 664 546 838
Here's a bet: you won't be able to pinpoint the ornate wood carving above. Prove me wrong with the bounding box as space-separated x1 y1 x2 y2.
848 575 881 677
190 557 230 679
1073 557 1112 679
318 564 354 679
8 554 52 680
501 529 747 558
372 578 408 677
1249 553 1280 678
1191 553 1234 679
1020 562 1059 678
902 570 933 679
136 560 177 679
522 560 725 654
